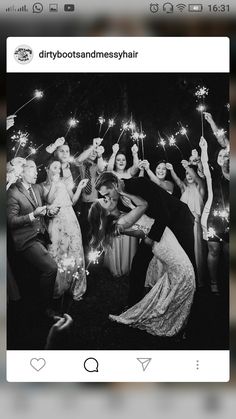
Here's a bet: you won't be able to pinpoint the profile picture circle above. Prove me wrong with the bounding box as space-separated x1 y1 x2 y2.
14 45 33 64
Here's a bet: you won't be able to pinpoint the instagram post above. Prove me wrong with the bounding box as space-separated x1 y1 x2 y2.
6 37 229 382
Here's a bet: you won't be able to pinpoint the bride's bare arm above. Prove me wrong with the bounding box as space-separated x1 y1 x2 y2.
121 229 145 239
117 193 148 231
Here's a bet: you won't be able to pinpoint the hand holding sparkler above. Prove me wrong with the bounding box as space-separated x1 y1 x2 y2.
55 137 65 148
181 160 189 169
141 160 150 171
203 112 213 124
189 149 201 165
96 145 105 158
93 137 103 148
131 144 139 154
112 143 119 154
7 115 16 131
199 136 208 150
166 162 173 171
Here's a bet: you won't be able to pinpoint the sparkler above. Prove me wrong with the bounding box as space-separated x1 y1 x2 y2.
129 121 136 133
197 104 206 137
195 86 209 100
178 122 192 147
157 131 168 160
25 144 43 159
98 116 105 135
14 89 44 114
207 227 222 242
168 135 184 159
116 121 130 143
103 118 115 139
65 117 79 137
86 249 104 272
213 209 229 222
139 122 146 159
11 131 29 157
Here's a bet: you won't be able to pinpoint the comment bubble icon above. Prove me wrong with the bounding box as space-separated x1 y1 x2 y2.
84 357 99 373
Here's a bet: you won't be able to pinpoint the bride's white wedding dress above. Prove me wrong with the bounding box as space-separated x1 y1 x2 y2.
109 215 195 337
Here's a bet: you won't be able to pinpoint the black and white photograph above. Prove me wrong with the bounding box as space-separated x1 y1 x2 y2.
7 73 229 351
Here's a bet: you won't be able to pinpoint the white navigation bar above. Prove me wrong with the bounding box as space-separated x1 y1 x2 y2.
7 350 229 382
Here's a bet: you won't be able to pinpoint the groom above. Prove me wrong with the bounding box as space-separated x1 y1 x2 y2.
96 172 195 306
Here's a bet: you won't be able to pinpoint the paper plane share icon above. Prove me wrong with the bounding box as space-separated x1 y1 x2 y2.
137 358 152 371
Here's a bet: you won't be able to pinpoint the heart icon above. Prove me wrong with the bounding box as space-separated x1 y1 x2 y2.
30 358 46 371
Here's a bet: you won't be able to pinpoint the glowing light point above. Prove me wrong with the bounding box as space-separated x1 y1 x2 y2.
197 104 206 113
108 118 115 127
34 89 44 99
68 118 79 128
169 135 176 146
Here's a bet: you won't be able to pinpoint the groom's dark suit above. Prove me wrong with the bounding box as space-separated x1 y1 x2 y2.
123 177 195 306
7 182 57 309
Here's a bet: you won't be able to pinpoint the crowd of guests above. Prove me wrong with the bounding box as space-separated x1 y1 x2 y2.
7 111 229 344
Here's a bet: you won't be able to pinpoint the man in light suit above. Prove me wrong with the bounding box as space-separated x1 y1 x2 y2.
7 159 59 314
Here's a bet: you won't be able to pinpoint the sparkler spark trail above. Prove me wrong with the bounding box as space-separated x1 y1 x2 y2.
207 227 223 241
168 135 176 146
197 104 206 136
157 131 168 160
168 134 184 159
25 144 43 158
14 89 44 114
116 121 130 143
177 122 192 147
65 117 79 137
12 131 29 157
86 249 104 272
103 118 116 139
98 116 105 135
131 131 140 141
195 86 209 99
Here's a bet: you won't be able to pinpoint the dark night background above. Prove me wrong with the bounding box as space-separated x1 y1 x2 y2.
7 73 229 178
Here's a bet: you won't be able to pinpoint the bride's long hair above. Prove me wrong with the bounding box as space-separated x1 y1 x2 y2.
88 201 119 250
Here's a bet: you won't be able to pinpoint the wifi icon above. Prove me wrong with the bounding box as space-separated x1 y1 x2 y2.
176 4 186 12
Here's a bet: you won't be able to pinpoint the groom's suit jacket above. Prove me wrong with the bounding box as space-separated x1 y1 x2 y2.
7 182 47 252
123 177 194 243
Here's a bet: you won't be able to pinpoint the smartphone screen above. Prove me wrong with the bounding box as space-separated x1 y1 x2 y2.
2 1 233 384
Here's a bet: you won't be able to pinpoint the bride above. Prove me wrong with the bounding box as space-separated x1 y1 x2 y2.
88 191 195 337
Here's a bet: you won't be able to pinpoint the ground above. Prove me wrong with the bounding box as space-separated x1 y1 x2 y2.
7 265 228 351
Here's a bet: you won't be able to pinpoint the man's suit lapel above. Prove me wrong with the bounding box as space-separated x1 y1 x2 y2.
17 182 37 209
32 185 42 207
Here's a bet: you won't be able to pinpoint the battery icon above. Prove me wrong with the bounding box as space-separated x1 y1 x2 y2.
188 4 203 12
